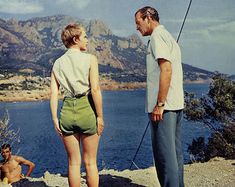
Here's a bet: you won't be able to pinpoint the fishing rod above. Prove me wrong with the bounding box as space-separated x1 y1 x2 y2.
129 121 150 169
129 0 193 170
177 0 193 42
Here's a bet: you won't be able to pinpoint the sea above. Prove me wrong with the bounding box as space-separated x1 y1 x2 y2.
0 84 210 177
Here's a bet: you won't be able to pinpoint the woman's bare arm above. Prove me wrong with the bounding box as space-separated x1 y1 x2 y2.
89 55 104 135
50 72 62 136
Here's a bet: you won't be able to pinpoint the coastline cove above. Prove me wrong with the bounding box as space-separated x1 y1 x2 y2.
0 84 210 177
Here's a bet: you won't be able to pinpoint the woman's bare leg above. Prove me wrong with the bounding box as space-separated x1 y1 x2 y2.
81 134 100 187
62 134 81 187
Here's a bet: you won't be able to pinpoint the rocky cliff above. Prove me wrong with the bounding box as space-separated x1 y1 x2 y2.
0 15 214 82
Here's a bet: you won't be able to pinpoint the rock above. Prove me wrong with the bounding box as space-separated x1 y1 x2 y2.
0 182 12 187
87 19 112 37
0 158 233 187
43 171 51 180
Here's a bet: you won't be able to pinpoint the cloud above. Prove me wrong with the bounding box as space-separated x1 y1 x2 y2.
186 20 235 45
0 0 43 14
164 18 235 45
54 0 90 9
179 19 235 74
208 21 235 33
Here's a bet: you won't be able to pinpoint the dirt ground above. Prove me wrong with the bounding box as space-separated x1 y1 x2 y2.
1 157 233 187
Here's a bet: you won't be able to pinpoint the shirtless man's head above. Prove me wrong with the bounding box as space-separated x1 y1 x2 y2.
0 144 35 184
1 144 12 161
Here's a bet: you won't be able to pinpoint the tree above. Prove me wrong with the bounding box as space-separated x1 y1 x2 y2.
0 110 20 146
185 74 235 162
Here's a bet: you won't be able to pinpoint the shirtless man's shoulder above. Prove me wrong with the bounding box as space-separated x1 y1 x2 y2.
11 156 23 163
12 155 32 166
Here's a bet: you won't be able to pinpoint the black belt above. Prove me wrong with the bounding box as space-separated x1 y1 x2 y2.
65 91 90 99
74 93 86 98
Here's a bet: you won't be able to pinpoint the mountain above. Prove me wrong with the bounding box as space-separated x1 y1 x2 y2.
0 15 215 82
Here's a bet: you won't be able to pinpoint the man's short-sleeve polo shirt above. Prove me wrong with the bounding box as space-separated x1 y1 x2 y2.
146 25 184 113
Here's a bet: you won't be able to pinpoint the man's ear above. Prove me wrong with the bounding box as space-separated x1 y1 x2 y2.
146 15 151 23
73 36 79 44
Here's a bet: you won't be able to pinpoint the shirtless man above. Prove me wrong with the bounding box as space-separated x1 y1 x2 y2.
0 144 35 184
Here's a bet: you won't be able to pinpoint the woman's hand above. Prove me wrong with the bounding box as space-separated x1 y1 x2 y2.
97 117 104 136
53 118 62 136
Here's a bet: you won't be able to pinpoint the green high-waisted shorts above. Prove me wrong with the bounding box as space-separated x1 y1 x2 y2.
59 94 97 136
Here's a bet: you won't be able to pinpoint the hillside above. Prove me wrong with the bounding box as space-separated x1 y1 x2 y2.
0 15 216 83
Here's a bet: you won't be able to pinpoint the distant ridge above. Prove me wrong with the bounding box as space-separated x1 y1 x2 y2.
0 15 218 82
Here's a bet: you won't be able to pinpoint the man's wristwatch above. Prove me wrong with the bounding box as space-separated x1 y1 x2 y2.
156 102 165 107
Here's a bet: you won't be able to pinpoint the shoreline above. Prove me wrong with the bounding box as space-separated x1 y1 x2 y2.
0 82 210 103
0 83 146 103
0 75 210 102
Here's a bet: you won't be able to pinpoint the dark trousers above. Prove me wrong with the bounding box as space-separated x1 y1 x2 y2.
149 110 184 187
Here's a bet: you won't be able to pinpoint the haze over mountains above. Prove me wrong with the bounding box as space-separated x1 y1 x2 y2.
0 15 216 82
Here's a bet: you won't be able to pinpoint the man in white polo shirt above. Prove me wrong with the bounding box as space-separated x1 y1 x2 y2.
135 6 184 187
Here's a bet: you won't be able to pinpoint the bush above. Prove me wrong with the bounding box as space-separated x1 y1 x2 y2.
0 110 20 146
185 74 235 162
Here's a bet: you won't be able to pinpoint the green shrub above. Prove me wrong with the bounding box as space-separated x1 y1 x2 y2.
185 74 235 162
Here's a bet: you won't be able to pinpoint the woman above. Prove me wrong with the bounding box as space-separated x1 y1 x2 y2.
50 23 104 187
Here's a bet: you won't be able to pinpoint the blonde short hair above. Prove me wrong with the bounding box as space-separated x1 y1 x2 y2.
61 23 84 48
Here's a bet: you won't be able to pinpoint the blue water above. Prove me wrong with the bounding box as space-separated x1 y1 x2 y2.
0 84 210 177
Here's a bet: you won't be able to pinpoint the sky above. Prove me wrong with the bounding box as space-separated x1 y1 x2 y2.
0 0 235 75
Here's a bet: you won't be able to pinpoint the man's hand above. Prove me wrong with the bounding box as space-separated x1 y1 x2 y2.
97 117 104 136
151 106 164 121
